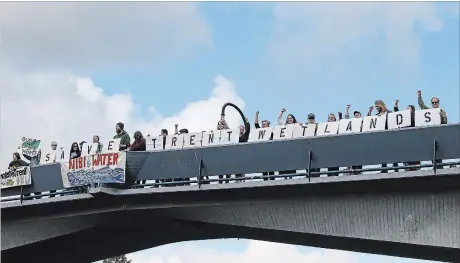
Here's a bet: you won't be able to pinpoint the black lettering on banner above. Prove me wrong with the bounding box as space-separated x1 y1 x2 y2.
208 133 214 144
396 114 403 125
279 127 286 138
226 131 232 142
258 129 266 140
45 153 50 162
370 118 377 129
324 124 330 133
190 134 196 146
171 137 177 147
87 144 93 154
108 141 114 151
346 121 352 132
301 126 308 136
151 138 158 149
424 112 431 122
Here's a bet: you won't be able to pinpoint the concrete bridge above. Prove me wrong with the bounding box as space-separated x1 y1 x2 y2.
2 124 460 263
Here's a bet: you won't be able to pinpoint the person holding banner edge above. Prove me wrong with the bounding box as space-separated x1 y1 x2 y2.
417 90 447 168
255 111 274 181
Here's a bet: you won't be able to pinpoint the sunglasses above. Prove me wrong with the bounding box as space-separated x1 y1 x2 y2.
431 101 439 104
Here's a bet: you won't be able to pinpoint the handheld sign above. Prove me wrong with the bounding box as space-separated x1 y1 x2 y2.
146 135 164 151
218 129 239 145
388 110 411 129
338 118 363 134
415 108 441 127
164 135 184 150
183 132 203 148
293 124 316 138
316 121 340 136
362 114 387 132
273 124 295 140
250 127 273 142
201 131 217 147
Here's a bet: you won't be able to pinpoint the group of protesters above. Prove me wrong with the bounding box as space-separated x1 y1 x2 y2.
7 90 450 196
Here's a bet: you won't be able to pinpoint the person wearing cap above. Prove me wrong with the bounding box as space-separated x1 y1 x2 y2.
307 113 316 124
344 105 362 119
114 122 130 151
417 90 447 124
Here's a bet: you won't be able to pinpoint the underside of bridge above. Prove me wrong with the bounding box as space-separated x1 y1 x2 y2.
2 169 460 263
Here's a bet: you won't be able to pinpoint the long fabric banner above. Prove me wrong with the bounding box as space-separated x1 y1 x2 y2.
60 151 126 188
1 166 32 189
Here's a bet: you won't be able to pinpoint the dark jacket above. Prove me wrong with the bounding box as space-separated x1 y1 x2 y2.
239 120 251 143
114 130 131 151
8 159 29 170
130 138 146 151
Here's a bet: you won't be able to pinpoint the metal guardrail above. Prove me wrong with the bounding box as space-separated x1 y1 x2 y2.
2 161 459 202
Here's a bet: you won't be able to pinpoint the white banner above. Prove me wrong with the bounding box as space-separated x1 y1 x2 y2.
1 166 32 189
60 151 126 188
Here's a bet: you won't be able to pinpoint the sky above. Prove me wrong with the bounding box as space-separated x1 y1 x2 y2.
0 1 459 263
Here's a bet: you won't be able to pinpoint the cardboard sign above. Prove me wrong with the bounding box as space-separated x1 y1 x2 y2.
292 124 317 138
388 110 412 129
415 108 441 127
362 114 387 132
316 121 340 136
273 124 296 140
338 118 363 134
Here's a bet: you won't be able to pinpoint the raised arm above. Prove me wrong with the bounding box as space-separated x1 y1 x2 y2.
254 111 261 129
244 117 251 138
277 108 286 125
393 100 399 112
417 90 429 109
174 124 179 135
344 104 350 119
367 106 374 116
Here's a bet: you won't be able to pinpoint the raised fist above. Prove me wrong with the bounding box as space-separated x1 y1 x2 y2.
346 104 351 109
175 124 178 128
256 111 259 115
281 108 286 113
417 90 421 96
395 100 399 106
369 106 374 111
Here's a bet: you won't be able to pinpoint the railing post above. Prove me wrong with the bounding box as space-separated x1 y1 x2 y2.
195 153 204 188
432 140 439 174
19 186 24 204
307 150 313 182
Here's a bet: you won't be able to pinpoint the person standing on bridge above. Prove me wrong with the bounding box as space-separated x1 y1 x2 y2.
235 117 251 183
277 108 298 180
114 122 131 151
370 100 398 173
131 131 147 186
254 111 274 181
417 90 447 124
217 118 231 184
394 100 420 171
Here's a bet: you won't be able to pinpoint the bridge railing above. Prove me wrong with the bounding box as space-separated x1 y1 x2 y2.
1 124 460 202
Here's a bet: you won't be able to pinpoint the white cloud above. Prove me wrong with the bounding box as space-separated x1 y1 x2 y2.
121 240 356 263
0 2 210 71
0 63 245 168
269 2 443 75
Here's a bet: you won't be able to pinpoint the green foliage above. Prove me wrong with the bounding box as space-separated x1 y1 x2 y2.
102 255 132 263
